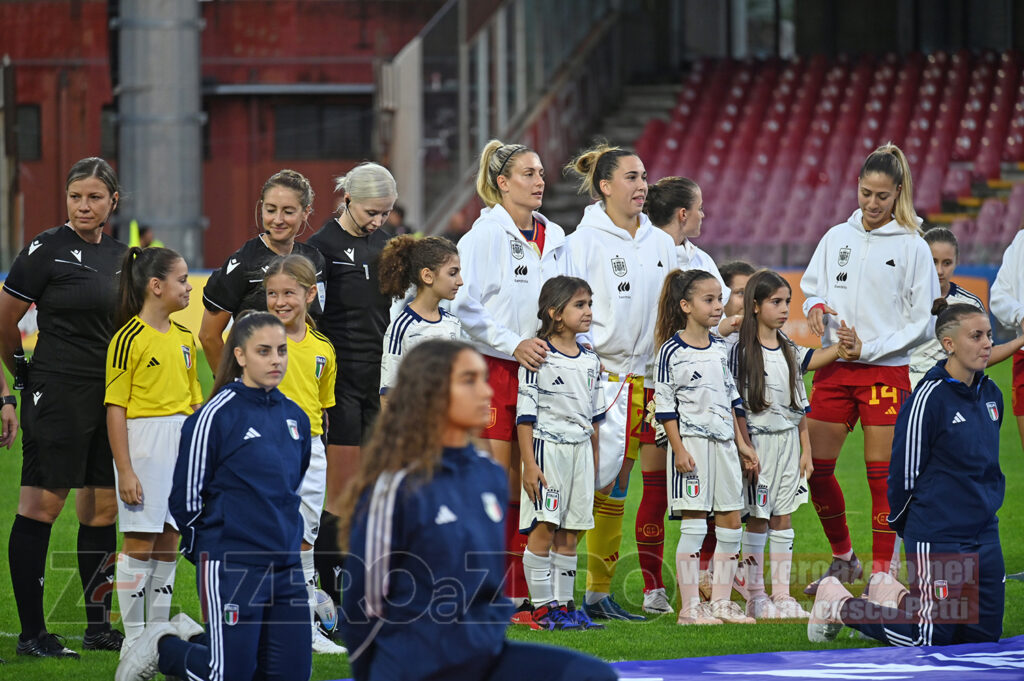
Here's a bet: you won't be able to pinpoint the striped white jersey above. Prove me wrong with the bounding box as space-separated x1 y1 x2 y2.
909 282 985 388
729 339 809 434
517 342 606 444
380 305 463 395
655 334 742 441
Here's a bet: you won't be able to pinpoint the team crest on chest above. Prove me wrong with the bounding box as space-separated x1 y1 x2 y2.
223 603 239 626
838 246 851 267
482 492 503 522
181 345 192 369
510 239 525 260
986 401 999 421
286 418 301 440
610 257 627 277
314 355 327 379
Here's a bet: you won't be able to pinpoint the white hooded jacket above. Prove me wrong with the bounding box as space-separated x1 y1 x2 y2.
801 209 939 366
568 203 678 380
451 204 569 360
991 229 1024 334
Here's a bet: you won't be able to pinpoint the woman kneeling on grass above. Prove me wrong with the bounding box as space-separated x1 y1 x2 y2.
338 339 615 681
808 303 1005 646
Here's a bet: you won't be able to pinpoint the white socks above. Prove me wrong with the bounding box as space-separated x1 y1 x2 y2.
116 555 153 647
523 549 553 606
147 558 177 623
550 552 577 606
768 528 795 597
741 530 767 598
302 549 317 634
676 519 707 612
711 526 742 602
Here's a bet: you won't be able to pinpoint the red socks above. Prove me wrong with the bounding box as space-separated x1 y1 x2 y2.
636 471 667 591
866 461 896 574
505 501 529 601
809 458 852 557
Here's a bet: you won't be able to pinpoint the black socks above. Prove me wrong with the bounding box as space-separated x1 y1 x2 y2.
78 523 116 634
9 514 52 640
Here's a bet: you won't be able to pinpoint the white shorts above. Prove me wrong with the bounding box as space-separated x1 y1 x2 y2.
746 428 805 519
298 437 327 545
519 438 595 533
667 435 743 513
115 415 186 534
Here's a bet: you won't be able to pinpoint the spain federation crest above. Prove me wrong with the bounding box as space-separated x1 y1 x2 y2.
934 580 949 600
610 257 628 277
224 603 239 626
482 492 503 523
286 418 300 440
838 246 851 267
315 355 327 379
685 475 700 498
544 488 560 512
181 345 192 369
987 401 999 421
510 239 525 260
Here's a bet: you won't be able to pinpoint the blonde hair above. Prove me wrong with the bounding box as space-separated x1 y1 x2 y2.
334 162 397 201
262 169 314 210
565 142 636 201
263 254 318 329
475 140 532 208
860 142 920 233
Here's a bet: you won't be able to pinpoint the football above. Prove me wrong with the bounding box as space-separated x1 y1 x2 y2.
314 588 338 633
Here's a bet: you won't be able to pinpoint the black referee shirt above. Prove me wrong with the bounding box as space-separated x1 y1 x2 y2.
306 218 393 363
3 225 127 380
202 235 327 318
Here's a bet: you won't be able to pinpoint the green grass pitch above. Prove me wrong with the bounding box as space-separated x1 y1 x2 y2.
0 356 1020 679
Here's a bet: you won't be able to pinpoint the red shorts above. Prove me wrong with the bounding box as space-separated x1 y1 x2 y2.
809 362 910 430
1013 351 1024 417
482 355 519 441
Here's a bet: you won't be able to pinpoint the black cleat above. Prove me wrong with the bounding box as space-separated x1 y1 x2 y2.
16 632 81 659
83 626 125 651
804 552 863 595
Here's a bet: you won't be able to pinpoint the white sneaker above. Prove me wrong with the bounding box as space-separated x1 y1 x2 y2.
709 599 755 624
170 613 204 641
745 594 780 619
642 587 674 614
115 621 177 681
771 594 811 619
698 570 713 602
312 626 348 655
807 576 853 642
677 601 722 625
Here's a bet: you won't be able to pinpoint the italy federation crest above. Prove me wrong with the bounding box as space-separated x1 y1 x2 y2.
482 492 503 523
987 401 999 421
315 355 327 379
756 485 769 508
544 488 560 512
838 246 851 267
685 475 700 498
224 603 239 626
181 345 193 369
286 419 301 440
934 580 949 600
610 257 628 277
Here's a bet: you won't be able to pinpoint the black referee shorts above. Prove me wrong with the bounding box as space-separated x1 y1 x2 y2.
325 359 381 447
20 372 114 489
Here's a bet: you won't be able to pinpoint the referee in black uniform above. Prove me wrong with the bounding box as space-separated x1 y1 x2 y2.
198 169 326 372
0 158 127 658
306 161 396 605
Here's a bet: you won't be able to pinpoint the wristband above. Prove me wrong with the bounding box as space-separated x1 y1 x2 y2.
1 395 16 408
809 303 826 315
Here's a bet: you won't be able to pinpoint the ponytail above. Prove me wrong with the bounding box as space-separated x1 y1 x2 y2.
860 142 920 233
377 235 459 299
117 246 184 329
654 269 716 347
210 311 285 397
735 270 800 413
475 140 531 208
645 176 700 228
565 142 636 201
263 254 318 330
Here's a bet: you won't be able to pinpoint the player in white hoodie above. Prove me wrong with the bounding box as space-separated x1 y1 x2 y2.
990 225 1024 452
801 143 940 593
565 143 677 621
451 139 570 620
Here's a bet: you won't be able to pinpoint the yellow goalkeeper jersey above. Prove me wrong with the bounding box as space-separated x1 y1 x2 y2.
278 325 337 436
